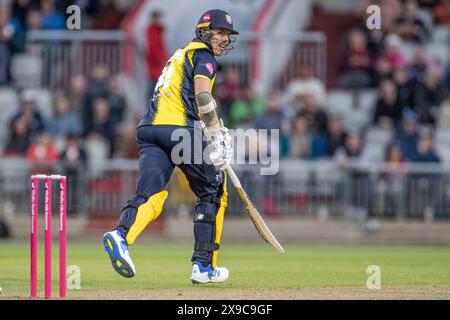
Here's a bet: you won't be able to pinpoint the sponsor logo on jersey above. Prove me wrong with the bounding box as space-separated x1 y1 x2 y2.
206 63 214 75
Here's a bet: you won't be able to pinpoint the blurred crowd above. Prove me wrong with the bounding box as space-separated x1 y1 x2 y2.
0 0 131 85
214 0 450 169
0 0 449 220
2 63 130 169
2 0 450 172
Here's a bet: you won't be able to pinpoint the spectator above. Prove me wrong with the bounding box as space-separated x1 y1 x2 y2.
287 114 311 159
107 75 126 126
255 93 289 157
26 8 42 31
26 132 59 164
11 90 45 136
116 119 139 159
91 1 128 30
407 129 441 216
306 103 332 159
214 67 244 123
60 133 88 168
40 0 66 30
382 34 409 70
252 94 286 217
229 85 265 128
13 0 31 28
334 131 369 167
146 11 168 97
4 115 31 156
335 130 372 214
412 131 440 162
0 3 24 84
338 29 374 88
380 0 403 32
416 0 440 8
373 79 403 128
379 141 406 217
393 67 416 110
360 0 403 57
393 0 429 43
60 133 88 214
408 45 434 84
374 34 408 84
299 91 328 135
433 0 450 25
394 111 421 160
67 74 87 114
47 94 83 140
326 114 347 156
255 93 287 132
285 64 327 111
365 28 386 58
384 141 406 166
438 93 450 130
86 63 110 100
414 65 447 126
357 0 402 56
83 63 110 127
84 97 115 157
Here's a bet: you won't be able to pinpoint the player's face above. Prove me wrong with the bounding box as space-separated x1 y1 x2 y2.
210 29 232 56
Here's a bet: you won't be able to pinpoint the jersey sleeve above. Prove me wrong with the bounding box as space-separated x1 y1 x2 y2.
193 50 217 81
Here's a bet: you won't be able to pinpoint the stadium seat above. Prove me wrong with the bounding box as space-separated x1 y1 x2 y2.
344 109 371 131
10 54 42 89
365 127 393 146
314 160 343 196
327 89 353 115
281 160 310 194
84 137 110 175
427 43 449 66
432 26 450 44
357 89 378 113
436 146 450 164
418 8 434 32
399 42 415 61
363 144 385 162
435 129 450 145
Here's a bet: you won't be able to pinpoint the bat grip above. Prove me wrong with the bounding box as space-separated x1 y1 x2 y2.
224 165 242 188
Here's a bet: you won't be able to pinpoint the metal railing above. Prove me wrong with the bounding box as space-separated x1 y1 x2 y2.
25 30 127 90
217 31 327 94
23 30 326 107
1 158 450 221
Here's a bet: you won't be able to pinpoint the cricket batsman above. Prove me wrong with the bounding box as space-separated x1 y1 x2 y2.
103 9 238 284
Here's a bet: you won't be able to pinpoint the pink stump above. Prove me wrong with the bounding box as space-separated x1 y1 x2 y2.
30 177 38 298
44 177 52 299
59 177 67 298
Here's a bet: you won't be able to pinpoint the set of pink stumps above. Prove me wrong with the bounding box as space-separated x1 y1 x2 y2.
30 174 66 299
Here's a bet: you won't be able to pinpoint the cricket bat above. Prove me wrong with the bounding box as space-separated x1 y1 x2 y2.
225 165 285 254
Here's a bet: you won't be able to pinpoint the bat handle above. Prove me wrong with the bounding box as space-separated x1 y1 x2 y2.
224 165 242 188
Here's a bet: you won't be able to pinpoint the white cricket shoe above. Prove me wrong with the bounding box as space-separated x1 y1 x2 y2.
102 230 136 278
191 260 229 284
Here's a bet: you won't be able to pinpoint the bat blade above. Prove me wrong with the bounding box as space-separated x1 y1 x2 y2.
236 187 285 254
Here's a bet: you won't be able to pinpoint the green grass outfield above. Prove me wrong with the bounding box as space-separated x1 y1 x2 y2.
1 240 450 299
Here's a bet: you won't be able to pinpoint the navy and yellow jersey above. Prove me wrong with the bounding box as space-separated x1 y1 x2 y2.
140 40 218 127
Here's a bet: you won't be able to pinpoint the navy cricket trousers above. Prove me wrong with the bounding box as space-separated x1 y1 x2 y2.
116 125 224 265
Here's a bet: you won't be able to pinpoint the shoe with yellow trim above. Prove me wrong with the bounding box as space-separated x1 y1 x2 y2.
103 230 136 278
